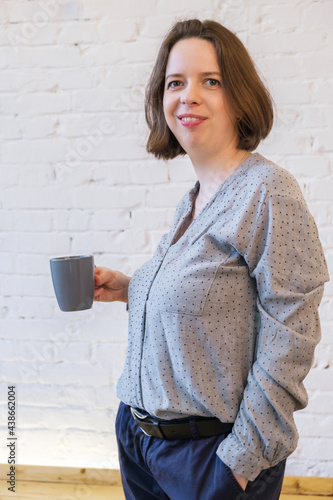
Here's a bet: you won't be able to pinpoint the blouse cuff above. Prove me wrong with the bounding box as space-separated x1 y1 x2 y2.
216 433 272 482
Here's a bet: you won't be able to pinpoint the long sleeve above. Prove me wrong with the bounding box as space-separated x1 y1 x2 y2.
217 191 329 481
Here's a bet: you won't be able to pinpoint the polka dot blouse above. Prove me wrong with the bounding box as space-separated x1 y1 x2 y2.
116 153 329 481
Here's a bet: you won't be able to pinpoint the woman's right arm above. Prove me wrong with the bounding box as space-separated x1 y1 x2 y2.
94 266 131 303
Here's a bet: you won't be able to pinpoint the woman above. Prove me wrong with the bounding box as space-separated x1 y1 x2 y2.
94 19 329 500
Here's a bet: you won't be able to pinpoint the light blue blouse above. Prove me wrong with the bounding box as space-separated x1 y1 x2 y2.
117 153 329 480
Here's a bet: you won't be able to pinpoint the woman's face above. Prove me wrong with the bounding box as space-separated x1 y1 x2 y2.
163 37 238 158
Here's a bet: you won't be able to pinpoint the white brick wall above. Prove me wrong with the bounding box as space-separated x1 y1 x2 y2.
0 0 332 476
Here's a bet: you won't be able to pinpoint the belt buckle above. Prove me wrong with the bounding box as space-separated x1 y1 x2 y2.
131 408 165 438
131 407 149 421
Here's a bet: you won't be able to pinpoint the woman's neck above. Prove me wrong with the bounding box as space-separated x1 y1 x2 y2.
190 149 251 219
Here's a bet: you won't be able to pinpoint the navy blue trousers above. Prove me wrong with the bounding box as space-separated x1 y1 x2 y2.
115 402 286 500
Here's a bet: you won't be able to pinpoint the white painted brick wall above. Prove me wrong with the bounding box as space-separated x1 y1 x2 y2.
0 0 332 477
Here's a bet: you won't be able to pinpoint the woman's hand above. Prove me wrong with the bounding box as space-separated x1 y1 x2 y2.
231 469 248 491
94 266 131 303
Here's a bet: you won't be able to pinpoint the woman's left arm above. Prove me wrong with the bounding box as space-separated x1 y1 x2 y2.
217 191 329 482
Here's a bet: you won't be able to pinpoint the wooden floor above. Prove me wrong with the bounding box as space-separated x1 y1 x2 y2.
0 483 331 500
0 464 332 499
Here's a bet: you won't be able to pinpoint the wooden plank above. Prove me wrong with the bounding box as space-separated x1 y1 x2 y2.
0 464 121 486
282 476 333 496
0 480 332 500
281 496 332 500
1 464 333 497
0 480 125 499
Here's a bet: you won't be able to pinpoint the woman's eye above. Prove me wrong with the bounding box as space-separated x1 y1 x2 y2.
167 81 182 89
206 78 220 87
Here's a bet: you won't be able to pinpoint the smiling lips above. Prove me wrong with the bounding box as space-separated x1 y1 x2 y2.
177 114 208 128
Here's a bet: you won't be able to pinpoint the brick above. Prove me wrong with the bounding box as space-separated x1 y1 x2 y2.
18 164 55 186
2 139 70 163
0 116 22 139
18 339 92 363
148 184 190 208
0 231 71 254
57 20 99 44
298 53 333 79
2 187 74 209
303 1 333 31
1 92 71 115
73 89 122 112
129 160 169 185
57 115 117 138
2 274 52 297
5 0 81 23
71 229 149 254
90 163 132 186
248 4 304 33
53 210 92 231
140 15 181 39
69 318 128 342
302 106 333 129
20 117 60 139
168 158 198 183
259 129 313 156
98 19 139 42
312 81 333 104
57 68 95 90
304 201 330 229
257 55 298 81
248 32 326 55
0 210 15 231
294 436 333 461
4 20 59 47
284 155 330 178
80 43 125 67
312 130 332 153
308 178 333 202
15 384 94 407
18 406 115 432
73 186 146 209
0 253 16 274
294 412 333 438
0 340 18 360
12 210 53 231
0 68 59 92
0 166 20 187
91 210 131 231
0 45 82 69
16 254 52 275
0 317 71 340
77 135 148 162
272 82 312 105
1 360 39 383
285 457 332 477
39 361 111 386
121 39 162 64
82 0 157 19
131 208 173 230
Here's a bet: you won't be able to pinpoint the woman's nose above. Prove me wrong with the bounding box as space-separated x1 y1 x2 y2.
180 84 200 105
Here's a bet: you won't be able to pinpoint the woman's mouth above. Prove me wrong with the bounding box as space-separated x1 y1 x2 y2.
178 114 207 127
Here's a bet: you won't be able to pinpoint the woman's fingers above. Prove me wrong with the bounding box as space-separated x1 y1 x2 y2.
93 266 131 303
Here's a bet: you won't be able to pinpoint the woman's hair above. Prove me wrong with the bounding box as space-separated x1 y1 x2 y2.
145 19 274 159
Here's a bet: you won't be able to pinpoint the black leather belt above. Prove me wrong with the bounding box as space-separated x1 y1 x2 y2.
131 407 233 440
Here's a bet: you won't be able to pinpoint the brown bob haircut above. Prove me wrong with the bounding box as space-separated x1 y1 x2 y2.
145 19 274 159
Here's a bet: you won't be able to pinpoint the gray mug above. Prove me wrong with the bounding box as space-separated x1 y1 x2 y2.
50 255 94 311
